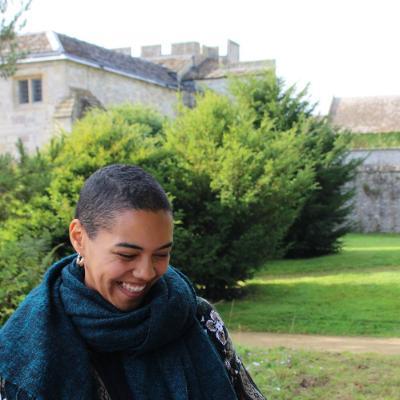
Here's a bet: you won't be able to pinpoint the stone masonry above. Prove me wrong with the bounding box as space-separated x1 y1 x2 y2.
0 59 177 155
347 149 400 232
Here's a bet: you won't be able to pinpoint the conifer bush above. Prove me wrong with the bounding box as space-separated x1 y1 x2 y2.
230 72 359 257
165 91 314 296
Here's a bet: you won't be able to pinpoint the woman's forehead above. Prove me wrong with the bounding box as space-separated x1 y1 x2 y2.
95 209 174 244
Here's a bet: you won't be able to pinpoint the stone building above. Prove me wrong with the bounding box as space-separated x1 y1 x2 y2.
0 32 275 155
329 96 400 232
0 32 179 155
347 149 400 232
141 39 275 103
329 96 400 133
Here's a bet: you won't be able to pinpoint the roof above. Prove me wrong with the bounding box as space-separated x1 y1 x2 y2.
148 56 276 81
329 96 400 133
17 32 178 89
151 57 194 73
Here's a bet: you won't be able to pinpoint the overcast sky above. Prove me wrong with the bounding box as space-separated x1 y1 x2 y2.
21 0 400 114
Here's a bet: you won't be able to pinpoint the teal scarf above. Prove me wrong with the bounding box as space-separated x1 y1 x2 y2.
0 255 237 400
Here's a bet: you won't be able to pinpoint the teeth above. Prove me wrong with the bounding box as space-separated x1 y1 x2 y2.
121 282 146 293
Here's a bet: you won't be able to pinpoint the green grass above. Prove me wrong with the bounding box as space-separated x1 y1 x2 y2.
348 131 400 149
216 234 400 336
242 346 400 399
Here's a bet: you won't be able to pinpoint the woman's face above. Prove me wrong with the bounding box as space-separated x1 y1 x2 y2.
70 209 174 311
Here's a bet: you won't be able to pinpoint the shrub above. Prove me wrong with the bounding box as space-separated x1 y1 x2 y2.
0 234 58 324
0 139 56 224
284 122 360 257
165 91 315 297
0 104 170 322
230 72 359 257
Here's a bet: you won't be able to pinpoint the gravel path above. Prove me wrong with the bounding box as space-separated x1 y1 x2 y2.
231 332 400 355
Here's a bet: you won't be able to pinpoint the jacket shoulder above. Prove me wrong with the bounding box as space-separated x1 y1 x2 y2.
195 297 266 400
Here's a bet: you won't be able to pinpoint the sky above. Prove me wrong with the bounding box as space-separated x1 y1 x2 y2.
18 0 400 114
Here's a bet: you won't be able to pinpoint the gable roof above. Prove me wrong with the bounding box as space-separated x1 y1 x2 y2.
17 32 178 89
329 96 400 133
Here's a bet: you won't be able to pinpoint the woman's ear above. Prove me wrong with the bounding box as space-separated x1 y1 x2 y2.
69 219 86 254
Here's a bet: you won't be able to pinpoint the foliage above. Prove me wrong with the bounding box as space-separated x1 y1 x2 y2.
0 139 55 224
284 123 360 257
348 131 400 149
230 72 359 257
0 0 31 78
0 104 169 322
0 137 64 323
0 234 58 325
165 91 315 297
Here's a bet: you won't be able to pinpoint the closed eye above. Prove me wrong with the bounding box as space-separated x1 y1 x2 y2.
117 253 138 260
154 253 170 258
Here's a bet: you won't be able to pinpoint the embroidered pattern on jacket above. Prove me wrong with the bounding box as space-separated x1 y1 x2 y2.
205 309 227 345
196 297 266 400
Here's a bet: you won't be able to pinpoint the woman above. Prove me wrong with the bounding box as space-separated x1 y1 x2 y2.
0 164 265 400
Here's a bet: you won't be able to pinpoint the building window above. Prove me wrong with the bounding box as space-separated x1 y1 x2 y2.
18 80 29 104
31 79 42 102
16 77 43 104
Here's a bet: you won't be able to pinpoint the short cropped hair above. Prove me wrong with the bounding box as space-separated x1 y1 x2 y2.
75 164 172 238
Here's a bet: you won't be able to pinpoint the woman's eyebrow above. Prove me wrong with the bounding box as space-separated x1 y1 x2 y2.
115 242 173 251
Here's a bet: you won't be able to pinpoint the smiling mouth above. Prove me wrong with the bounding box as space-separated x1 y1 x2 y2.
118 282 146 297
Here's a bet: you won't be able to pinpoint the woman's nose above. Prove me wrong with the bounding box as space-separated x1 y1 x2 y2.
132 256 157 281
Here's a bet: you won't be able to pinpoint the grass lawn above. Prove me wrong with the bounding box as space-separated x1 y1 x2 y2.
215 233 400 336
241 346 400 400
348 131 400 149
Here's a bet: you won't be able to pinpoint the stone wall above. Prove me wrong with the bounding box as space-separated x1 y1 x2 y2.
347 149 400 232
64 61 177 116
195 79 229 95
0 60 178 156
0 60 69 155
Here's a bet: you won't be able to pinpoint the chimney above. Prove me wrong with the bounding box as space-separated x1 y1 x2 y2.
171 42 200 56
202 45 219 60
226 40 240 63
141 45 162 58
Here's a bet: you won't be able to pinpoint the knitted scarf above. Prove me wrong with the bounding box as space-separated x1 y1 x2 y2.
0 255 237 400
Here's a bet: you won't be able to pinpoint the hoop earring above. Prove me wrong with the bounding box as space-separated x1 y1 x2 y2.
76 253 85 267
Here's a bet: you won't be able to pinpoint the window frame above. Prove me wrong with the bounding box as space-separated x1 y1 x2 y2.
17 79 30 104
31 78 43 103
14 75 43 105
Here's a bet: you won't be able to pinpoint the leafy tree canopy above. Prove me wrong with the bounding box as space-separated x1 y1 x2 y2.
0 0 31 78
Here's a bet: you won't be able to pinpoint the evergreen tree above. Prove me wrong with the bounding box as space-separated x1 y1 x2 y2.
284 118 360 257
166 91 315 296
231 71 360 257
